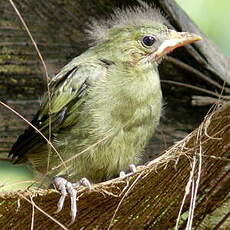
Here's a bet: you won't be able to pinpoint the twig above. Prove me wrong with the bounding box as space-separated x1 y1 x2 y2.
161 80 230 100
8 0 53 173
191 96 224 106
107 171 145 230
0 100 66 168
19 193 69 230
175 157 196 230
30 195 35 230
165 56 230 94
8 0 50 83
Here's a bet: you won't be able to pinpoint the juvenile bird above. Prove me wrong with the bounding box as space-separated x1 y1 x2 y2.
9 4 201 223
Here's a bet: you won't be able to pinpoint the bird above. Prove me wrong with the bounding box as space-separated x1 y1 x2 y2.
9 3 201 223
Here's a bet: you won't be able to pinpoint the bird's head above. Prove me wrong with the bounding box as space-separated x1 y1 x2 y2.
87 5 201 66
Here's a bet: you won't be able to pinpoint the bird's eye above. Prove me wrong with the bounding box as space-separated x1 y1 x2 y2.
142 36 156 47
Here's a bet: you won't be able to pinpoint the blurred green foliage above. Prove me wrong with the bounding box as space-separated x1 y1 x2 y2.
0 0 229 192
0 162 34 192
176 0 230 55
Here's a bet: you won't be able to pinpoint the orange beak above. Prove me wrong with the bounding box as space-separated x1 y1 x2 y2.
150 30 202 61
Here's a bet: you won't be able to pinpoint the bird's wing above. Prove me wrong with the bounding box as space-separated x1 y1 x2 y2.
9 58 110 162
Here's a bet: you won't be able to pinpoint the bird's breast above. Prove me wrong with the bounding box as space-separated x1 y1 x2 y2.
85 66 162 142
72 67 162 181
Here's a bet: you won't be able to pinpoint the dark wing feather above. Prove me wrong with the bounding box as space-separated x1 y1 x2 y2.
9 59 107 163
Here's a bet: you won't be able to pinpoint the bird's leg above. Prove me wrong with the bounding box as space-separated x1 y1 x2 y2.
53 177 92 224
119 164 137 178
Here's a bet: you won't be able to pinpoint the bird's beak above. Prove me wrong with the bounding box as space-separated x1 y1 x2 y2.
150 30 202 61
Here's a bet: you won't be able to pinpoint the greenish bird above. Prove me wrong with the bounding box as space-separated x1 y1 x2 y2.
9 4 201 223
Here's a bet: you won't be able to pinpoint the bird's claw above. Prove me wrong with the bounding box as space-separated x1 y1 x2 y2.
119 164 137 178
73 177 93 191
53 176 91 225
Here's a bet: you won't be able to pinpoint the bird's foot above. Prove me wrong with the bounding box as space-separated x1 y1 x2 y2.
119 164 137 178
53 177 92 225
